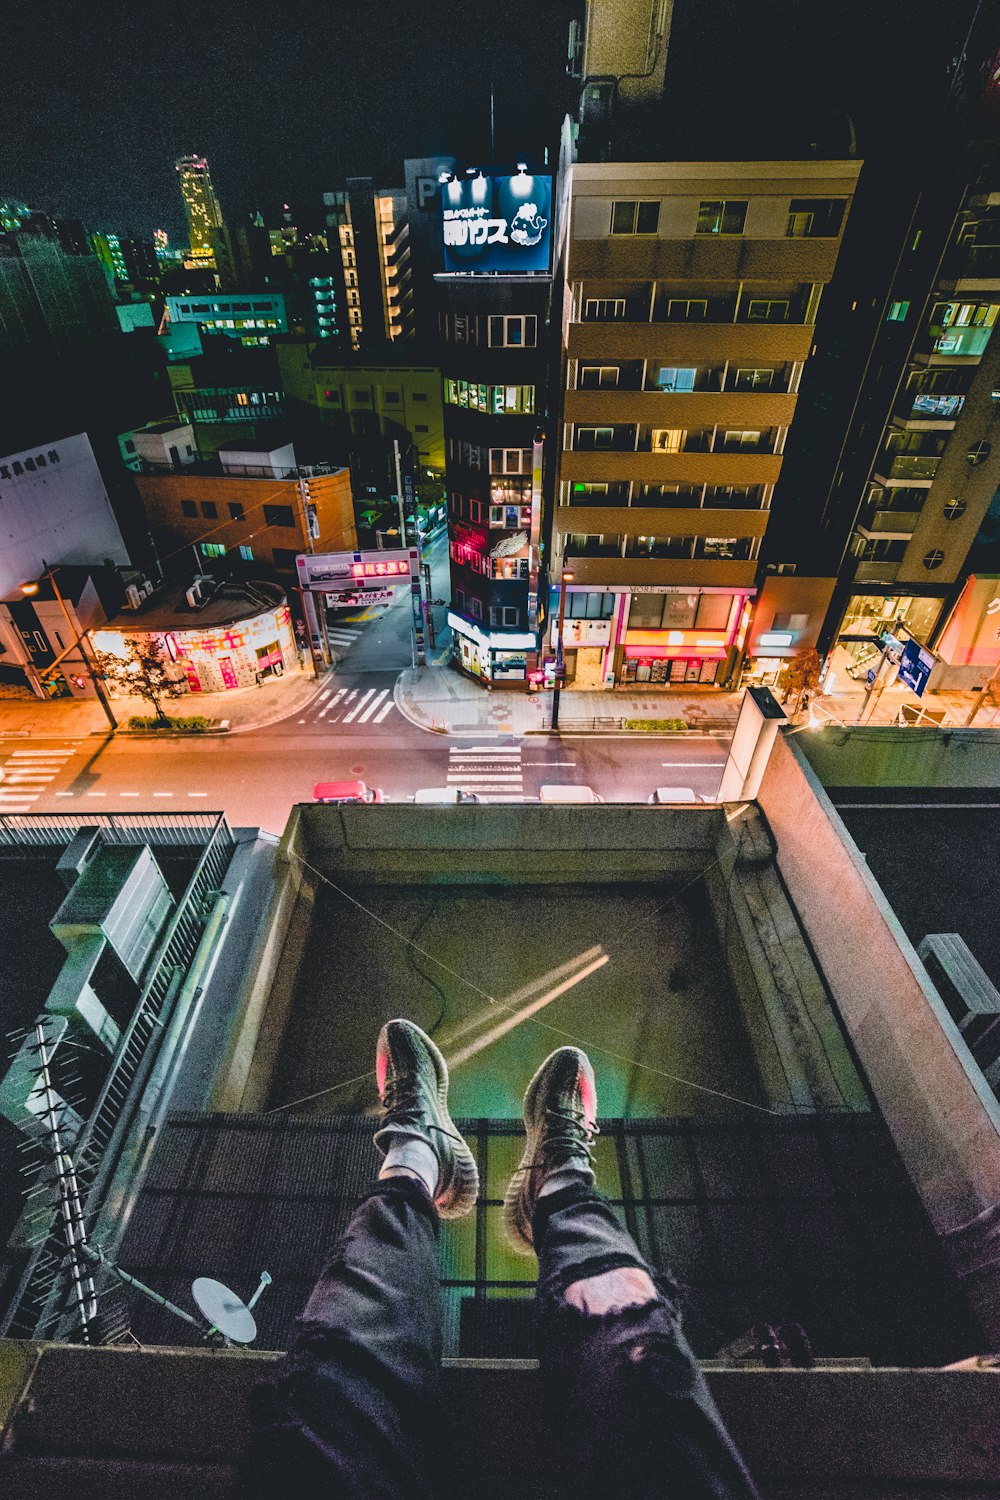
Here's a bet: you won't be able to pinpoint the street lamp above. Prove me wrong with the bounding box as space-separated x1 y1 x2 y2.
550 569 574 733
20 565 117 731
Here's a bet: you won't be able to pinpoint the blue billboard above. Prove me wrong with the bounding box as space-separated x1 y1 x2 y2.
897 638 935 697
442 170 552 275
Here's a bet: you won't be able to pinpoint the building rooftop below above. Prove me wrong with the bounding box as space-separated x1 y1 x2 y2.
102 576 286 633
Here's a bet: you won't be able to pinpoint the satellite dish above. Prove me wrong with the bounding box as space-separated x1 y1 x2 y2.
191 1276 259 1344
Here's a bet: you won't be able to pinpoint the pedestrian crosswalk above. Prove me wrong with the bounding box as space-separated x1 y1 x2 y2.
0 747 77 813
324 625 362 650
309 684 398 726
447 744 525 802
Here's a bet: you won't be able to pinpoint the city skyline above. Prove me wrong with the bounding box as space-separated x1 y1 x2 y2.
1 0 984 239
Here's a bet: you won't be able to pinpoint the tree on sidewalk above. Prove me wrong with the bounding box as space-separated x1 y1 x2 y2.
93 635 188 724
777 648 823 716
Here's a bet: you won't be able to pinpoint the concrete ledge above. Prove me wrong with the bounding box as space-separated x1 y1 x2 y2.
2 1343 1000 1498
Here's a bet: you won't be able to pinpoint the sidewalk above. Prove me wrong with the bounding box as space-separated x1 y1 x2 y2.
0 661 326 738
394 664 989 738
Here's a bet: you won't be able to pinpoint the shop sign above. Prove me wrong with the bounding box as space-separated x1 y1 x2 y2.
442 169 552 275
297 548 419 592
898 639 935 697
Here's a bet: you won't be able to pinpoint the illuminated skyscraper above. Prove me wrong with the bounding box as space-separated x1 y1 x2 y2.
175 154 224 261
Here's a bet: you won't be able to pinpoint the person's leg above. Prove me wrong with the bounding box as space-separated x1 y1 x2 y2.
505 1047 760 1500
241 1020 479 1500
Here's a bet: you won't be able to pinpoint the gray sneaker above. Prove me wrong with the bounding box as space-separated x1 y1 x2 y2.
503 1047 599 1254
374 1019 479 1219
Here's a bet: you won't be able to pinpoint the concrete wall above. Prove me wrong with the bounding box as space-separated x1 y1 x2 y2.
796 724 1000 787
289 802 725 884
757 732 1000 1340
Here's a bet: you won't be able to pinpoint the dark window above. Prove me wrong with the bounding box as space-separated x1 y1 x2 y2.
415 424 429 433
200 501 218 519
923 549 945 570
696 200 748 235
12 462 22 475
264 504 295 528
384 391 401 404
35 454 46 467
786 199 846 238
181 500 198 517
0 466 9 479
24 457 35 471
611 200 660 235
943 498 966 521
229 502 245 521
47 450 60 462
413 392 428 402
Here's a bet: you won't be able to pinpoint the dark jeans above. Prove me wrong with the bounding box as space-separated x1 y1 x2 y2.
241 1175 759 1499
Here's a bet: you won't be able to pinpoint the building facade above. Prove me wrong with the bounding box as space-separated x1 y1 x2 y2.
437 173 555 685
133 441 354 574
323 180 413 350
165 291 288 346
816 182 1000 684
95 578 297 694
175 155 224 265
554 159 859 688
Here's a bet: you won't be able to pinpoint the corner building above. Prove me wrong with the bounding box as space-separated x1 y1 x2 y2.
438 273 552 685
556 160 859 688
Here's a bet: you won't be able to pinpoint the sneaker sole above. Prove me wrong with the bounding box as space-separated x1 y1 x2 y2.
502 1047 593 1256
383 1022 479 1220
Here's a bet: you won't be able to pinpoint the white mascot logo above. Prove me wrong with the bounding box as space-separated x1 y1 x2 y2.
509 202 547 248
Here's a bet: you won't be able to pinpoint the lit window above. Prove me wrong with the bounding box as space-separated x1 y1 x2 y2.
887 301 910 322
696 200 748 236
239 545 254 560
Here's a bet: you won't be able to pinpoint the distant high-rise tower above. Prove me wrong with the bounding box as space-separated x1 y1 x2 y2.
175 155 224 262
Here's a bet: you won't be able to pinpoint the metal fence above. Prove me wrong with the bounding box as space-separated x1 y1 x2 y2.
1 814 236 1339
0 810 226 847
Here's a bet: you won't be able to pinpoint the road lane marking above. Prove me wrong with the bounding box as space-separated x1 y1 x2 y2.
357 690 389 724
188 792 208 797
85 792 107 798
54 792 75 798
523 761 576 766
153 791 174 797
119 792 140 797
447 773 523 783
342 688 375 723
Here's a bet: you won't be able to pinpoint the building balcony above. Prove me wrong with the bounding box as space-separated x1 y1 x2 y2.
853 560 902 584
566 321 814 364
564 390 797 428
551 554 759 589
568 236 842 285
872 455 942 483
554 505 768 540
560 450 783 486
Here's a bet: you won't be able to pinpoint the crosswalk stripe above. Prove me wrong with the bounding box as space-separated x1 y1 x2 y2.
447 773 523 783
7 751 73 759
342 688 375 724
373 700 395 723
449 747 521 756
0 793 39 803
357 690 389 724
319 688 348 718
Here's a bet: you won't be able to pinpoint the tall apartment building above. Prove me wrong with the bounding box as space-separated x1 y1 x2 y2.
323 181 413 350
813 178 1000 686
553 160 859 688
438 167 555 685
175 155 224 265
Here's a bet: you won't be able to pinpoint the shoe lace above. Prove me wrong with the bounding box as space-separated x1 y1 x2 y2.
537 1102 598 1168
380 1078 461 1144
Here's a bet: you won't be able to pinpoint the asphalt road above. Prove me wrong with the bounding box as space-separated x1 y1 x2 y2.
0 533 731 826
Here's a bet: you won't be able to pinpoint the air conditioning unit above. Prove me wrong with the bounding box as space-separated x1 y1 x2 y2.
185 580 203 609
140 580 154 599
124 584 142 610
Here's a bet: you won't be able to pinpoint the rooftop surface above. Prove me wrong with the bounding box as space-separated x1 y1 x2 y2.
828 787 1000 994
104 577 286 633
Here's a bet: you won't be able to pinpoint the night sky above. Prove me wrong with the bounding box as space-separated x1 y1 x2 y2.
0 0 983 240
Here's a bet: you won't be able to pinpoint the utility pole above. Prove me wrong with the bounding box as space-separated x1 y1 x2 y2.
30 564 117 732
550 569 574 733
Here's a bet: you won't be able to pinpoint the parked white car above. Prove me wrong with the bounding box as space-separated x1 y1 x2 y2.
412 788 480 804
538 784 604 804
648 786 700 804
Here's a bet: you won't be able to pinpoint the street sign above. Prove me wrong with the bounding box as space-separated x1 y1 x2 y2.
296 548 419 591
897 638 935 698
327 591 393 608
866 668 876 686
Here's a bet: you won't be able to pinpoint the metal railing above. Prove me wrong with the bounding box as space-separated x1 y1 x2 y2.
0 810 224 847
1 814 236 1340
